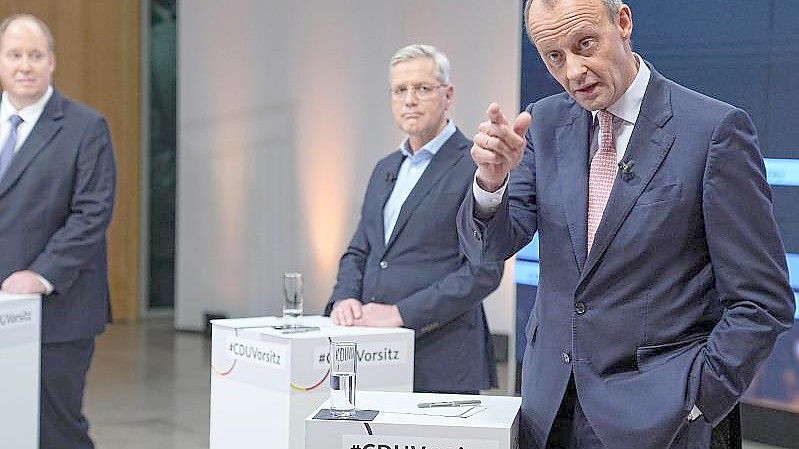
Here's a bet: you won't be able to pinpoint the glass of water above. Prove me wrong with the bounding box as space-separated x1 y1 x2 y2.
329 341 357 417
282 272 304 326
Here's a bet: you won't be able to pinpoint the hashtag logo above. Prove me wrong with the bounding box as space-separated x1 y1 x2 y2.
319 352 327 363
349 445 360 449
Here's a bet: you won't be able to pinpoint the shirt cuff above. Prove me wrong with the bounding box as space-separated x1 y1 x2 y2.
473 174 508 218
34 273 54 295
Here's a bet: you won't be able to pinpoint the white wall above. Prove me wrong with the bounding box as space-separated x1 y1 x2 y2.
176 0 521 343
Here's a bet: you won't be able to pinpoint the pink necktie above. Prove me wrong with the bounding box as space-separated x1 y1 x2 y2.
587 110 617 254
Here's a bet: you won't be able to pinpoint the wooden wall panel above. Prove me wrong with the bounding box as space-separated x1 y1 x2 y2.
0 1 141 321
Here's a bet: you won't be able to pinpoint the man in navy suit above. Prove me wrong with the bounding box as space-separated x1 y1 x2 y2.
327 44 503 394
0 14 115 449
457 0 794 447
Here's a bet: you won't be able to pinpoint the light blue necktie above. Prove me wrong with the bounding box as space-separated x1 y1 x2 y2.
0 114 24 181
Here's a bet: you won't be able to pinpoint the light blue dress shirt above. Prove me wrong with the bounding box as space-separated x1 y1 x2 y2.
383 120 457 244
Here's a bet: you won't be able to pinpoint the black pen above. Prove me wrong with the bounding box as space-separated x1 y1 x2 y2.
417 399 482 408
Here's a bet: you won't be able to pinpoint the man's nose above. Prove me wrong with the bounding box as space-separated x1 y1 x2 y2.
19 56 32 71
402 89 418 105
564 54 587 83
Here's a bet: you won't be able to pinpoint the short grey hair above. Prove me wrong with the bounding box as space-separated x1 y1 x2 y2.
0 13 55 54
524 0 622 42
390 44 451 85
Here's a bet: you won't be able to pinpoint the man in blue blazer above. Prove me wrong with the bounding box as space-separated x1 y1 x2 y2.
458 0 794 447
327 44 503 393
0 14 115 449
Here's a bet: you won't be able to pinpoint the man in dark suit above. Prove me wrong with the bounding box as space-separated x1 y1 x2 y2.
326 44 503 394
457 0 794 447
0 14 115 449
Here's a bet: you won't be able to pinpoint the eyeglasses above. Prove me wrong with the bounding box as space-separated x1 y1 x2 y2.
390 83 446 100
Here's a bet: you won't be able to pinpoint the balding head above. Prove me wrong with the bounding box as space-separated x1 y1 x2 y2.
0 14 54 55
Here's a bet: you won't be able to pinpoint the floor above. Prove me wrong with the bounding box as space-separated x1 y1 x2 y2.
85 317 209 448
84 318 786 449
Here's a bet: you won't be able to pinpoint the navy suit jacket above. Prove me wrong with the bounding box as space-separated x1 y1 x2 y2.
457 63 794 448
328 128 503 392
0 89 116 344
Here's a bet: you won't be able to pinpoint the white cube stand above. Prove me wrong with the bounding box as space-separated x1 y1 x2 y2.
0 292 41 449
306 391 521 449
210 316 414 449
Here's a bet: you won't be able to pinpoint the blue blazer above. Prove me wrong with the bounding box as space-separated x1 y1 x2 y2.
458 64 794 448
328 128 503 392
0 90 116 344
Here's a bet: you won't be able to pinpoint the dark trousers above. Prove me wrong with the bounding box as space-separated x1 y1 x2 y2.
546 377 604 449
544 377 711 449
40 339 96 449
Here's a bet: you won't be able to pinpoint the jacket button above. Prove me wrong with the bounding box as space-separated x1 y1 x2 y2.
575 301 586 315
561 352 571 364
379 260 388 269
473 229 481 241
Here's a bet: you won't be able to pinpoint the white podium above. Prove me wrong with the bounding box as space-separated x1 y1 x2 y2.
210 316 414 449
0 293 41 449
306 391 521 449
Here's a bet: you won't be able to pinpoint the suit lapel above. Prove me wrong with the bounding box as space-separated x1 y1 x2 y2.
554 106 592 271
0 91 64 198
377 152 405 253
383 130 467 253
580 65 676 281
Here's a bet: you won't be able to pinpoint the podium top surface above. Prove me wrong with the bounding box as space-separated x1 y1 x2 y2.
308 391 521 429
210 315 414 339
0 292 40 303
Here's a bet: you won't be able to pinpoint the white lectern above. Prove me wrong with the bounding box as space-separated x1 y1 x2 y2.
306 391 521 449
0 293 41 449
209 316 414 449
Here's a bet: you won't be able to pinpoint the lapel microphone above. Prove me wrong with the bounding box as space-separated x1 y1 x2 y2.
618 160 636 180
385 171 397 184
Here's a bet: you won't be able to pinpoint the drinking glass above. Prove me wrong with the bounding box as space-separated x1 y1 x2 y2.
282 272 303 325
329 341 357 417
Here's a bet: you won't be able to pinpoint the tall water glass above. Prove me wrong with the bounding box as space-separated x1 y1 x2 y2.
282 272 303 325
329 341 357 417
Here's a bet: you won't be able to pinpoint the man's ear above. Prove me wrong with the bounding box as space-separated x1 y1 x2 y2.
618 4 633 41
444 84 454 107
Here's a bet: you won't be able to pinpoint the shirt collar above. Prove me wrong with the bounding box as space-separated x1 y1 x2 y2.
591 54 650 125
0 85 54 126
399 119 456 158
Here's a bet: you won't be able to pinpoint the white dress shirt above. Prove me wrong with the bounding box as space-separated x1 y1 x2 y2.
0 85 54 154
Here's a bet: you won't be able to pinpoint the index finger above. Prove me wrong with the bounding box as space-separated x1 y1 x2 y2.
486 103 508 126
478 118 526 153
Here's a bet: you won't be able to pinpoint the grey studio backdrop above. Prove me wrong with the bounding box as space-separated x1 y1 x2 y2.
174 0 521 365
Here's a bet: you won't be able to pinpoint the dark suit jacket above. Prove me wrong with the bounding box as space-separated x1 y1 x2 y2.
0 89 116 344
458 63 794 448
327 128 503 392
